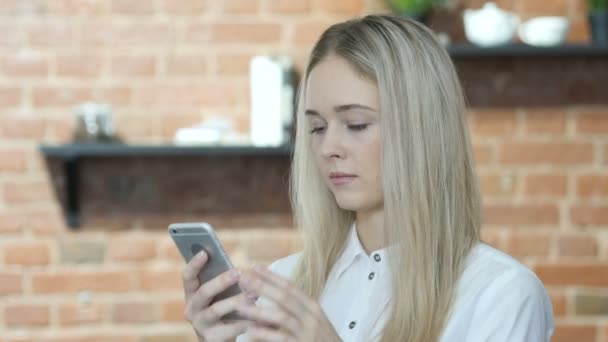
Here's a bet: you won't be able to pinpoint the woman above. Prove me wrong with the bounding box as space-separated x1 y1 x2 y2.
181 15 554 342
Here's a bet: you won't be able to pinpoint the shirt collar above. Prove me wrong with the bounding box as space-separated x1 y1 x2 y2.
333 223 391 279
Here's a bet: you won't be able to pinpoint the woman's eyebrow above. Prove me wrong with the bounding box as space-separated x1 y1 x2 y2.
305 104 377 116
334 104 377 113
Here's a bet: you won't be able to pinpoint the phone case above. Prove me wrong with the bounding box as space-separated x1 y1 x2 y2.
169 222 244 321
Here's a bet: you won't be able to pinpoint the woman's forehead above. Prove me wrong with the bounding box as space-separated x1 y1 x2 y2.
305 57 379 112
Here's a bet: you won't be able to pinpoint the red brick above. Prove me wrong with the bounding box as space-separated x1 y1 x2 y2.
159 113 201 138
211 23 281 44
0 87 20 107
478 172 517 197
548 290 567 317
32 270 134 293
112 300 157 323
160 298 185 321
2 54 48 77
267 0 311 14
58 301 105 326
38 335 139 342
31 86 87 106
3 181 54 205
499 142 593 165
558 233 599 258
480 229 503 249
514 0 569 15
472 143 492 165
483 204 560 226
221 0 258 14
571 205 608 226
26 22 76 47
161 0 207 14
0 23 25 47
551 324 597 342
5 304 49 327
535 263 608 287
165 55 207 76
216 53 252 76
0 148 27 173
293 20 334 45
576 110 608 134
183 23 211 44
5 241 51 266
470 110 517 136
111 56 156 77
0 0 46 16
107 237 157 262
138 269 182 291
568 16 590 43
110 0 155 14
159 236 182 261
504 231 552 257
57 55 102 78
317 0 365 15
114 114 161 141
81 22 174 47
1 116 46 139
577 174 608 198
28 210 67 235
0 271 22 295
33 87 131 107
244 231 291 262
46 117 74 142
524 173 568 197
135 84 239 107
524 109 567 134
46 0 108 15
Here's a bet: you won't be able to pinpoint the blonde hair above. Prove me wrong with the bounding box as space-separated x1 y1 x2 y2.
289 15 481 341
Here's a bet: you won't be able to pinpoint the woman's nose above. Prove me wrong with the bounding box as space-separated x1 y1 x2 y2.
320 127 345 159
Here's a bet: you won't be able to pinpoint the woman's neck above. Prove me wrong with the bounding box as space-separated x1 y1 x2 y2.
355 207 384 255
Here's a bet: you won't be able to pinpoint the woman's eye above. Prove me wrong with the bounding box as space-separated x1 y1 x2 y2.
309 126 326 134
348 124 369 131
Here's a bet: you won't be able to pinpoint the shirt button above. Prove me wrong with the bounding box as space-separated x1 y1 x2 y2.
374 254 381 262
368 272 375 280
349 321 357 329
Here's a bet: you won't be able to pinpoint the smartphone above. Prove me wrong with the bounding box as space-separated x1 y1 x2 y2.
169 222 244 321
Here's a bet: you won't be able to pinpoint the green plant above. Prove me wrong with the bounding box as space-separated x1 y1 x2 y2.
589 0 608 11
386 0 446 14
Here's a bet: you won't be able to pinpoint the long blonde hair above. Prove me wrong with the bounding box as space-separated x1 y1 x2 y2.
289 15 481 341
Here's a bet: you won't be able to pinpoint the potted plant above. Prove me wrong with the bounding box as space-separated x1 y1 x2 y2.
589 0 608 45
385 0 446 24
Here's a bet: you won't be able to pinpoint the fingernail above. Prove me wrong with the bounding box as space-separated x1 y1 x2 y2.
246 293 258 304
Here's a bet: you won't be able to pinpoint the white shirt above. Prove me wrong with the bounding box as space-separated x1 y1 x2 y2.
238 226 554 341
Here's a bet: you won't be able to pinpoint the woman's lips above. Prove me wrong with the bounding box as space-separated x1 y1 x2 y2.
329 173 357 186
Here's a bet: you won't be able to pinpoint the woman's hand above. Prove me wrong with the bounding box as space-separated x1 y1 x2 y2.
236 265 342 342
182 250 254 342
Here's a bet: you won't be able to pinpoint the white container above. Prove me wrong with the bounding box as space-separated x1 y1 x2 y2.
249 55 293 147
463 2 520 47
518 16 570 47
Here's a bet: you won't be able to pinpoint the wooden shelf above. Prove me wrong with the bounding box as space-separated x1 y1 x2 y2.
40 143 293 159
40 143 293 229
447 43 608 58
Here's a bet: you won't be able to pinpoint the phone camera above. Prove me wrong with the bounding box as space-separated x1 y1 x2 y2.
171 229 178 234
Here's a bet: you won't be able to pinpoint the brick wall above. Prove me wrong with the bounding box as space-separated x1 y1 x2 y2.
1 0 607 341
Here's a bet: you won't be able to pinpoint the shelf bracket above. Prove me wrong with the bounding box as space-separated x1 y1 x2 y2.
64 156 80 229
